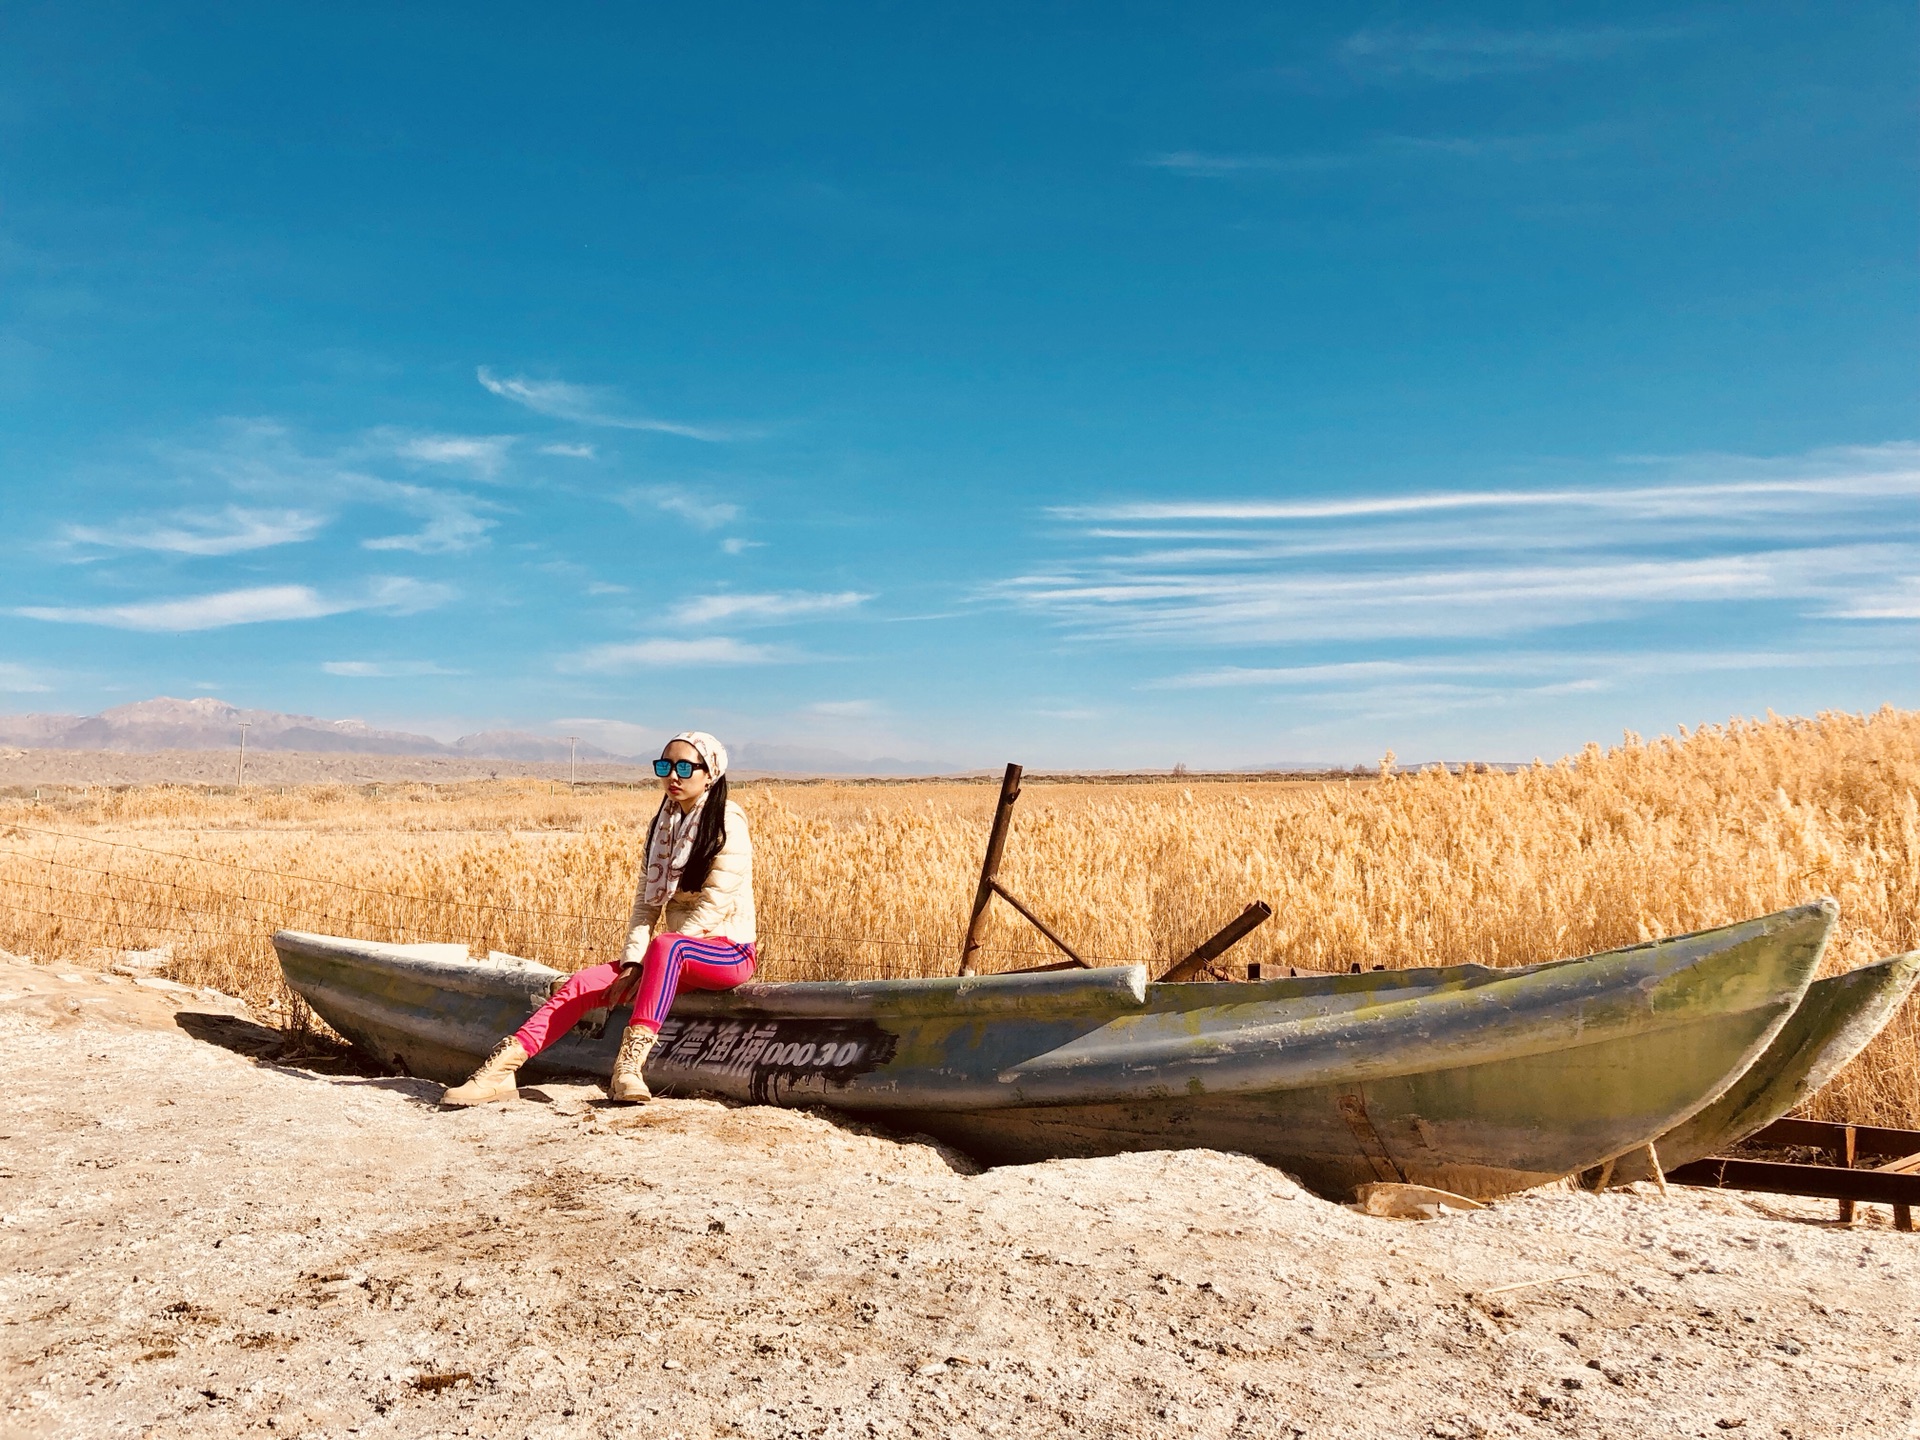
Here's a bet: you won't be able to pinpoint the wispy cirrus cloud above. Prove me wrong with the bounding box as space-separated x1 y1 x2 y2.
670 590 870 626
1000 551 1859 645
540 442 596 459
1000 444 1920 651
560 636 790 671
477 367 735 441
15 577 452 632
322 659 466 678
1144 150 1354 177
63 506 327 557
1830 578 1920 620
361 484 498 554
0 662 52 693
390 432 516 479
1146 125 1619 179
1337 21 1696 82
132 419 500 556
624 485 742 530
1051 461 1920 524
1150 649 1909 691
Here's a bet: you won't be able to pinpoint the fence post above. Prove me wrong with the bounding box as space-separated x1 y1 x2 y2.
959 764 1022 976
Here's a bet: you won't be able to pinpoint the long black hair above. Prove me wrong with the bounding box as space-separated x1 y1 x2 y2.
645 772 730 895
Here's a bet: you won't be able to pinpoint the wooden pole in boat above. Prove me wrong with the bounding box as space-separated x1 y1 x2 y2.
1157 901 1273 982
959 763 1022 976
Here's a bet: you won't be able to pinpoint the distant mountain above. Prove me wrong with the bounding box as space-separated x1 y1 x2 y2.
0 697 617 764
449 730 620 763
0 697 948 774
727 741 942 776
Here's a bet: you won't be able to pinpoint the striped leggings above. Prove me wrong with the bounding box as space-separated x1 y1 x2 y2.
512 932 757 1053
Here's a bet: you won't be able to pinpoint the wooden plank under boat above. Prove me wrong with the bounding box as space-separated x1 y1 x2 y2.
273 899 1835 1201
1602 948 1920 1187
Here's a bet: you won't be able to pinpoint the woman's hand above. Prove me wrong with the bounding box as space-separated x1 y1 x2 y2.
604 967 642 1010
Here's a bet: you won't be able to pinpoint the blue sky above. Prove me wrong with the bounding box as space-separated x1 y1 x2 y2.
1 2 1914 767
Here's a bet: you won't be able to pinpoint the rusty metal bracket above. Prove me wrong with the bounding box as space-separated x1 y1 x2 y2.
958 763 1092 975
1158 902 1274 982
959 764 1023 976
988 880 1088 968
1666 1117 1920 1231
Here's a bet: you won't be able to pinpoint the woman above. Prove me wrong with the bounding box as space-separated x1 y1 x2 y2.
441 730 756 1106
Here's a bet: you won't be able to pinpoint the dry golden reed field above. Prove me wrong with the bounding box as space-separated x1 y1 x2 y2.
1 706 1916 1125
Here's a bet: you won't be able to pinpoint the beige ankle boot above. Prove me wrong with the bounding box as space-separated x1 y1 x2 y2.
608 1025 659 1103
441 1036 528 1106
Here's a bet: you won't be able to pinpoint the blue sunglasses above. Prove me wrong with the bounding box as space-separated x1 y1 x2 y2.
654 758 709 779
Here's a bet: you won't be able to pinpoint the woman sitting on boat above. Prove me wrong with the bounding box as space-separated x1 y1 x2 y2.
441 730 756 1106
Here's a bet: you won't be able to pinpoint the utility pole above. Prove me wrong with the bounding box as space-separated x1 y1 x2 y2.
237 722 251 787
567 735 578 788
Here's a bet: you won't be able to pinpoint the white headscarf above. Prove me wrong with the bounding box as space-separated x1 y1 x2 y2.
640 731 730 908
671 730 728 781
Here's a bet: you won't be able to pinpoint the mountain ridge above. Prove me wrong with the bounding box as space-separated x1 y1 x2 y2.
0 697 944 774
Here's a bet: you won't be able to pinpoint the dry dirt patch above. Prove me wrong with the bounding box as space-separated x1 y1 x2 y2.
1 958 1916 1440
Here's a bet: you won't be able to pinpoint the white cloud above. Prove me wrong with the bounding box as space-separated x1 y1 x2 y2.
19 585 344 631
64 506 326 557
1002 549 1876 645
721 537 764 555
540 442 596 459
393 433 515 478
806 699 876 717
1338 22 1693 82
1051 464 1920 525
477 367 733 441
1149 651 1892 691
1145 126 1616 180
15 578 452 632
586 581 629 596
550 717 658 755
130 419 500 555
670 591 870 626
561 637 789 672
323 660 466 678
1829 578 1920 619
361 484 497 554
1144 151 1352 177
1005 446 1920 649
630 485 742 530
0 662 51 693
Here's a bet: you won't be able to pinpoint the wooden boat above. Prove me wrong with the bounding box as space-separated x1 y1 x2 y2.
1601 948 1920 1186
274 900 1835 1201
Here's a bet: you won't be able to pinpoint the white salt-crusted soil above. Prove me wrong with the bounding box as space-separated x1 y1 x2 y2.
2 957 1915 1440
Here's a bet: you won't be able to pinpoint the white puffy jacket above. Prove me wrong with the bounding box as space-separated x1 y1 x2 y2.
623 798 756 964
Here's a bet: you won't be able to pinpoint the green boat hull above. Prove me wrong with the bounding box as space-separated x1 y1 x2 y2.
1603 949 1920 1186
274 900 1834 1200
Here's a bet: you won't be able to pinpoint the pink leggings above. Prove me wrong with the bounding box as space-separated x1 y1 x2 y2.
513 932 757 1053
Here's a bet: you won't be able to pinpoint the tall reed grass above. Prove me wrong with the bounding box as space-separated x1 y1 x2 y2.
1 707 1915 1124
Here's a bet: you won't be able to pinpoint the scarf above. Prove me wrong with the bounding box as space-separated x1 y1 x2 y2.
642 790 709 909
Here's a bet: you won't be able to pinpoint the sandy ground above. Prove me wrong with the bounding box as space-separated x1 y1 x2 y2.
3 958 1916 1440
